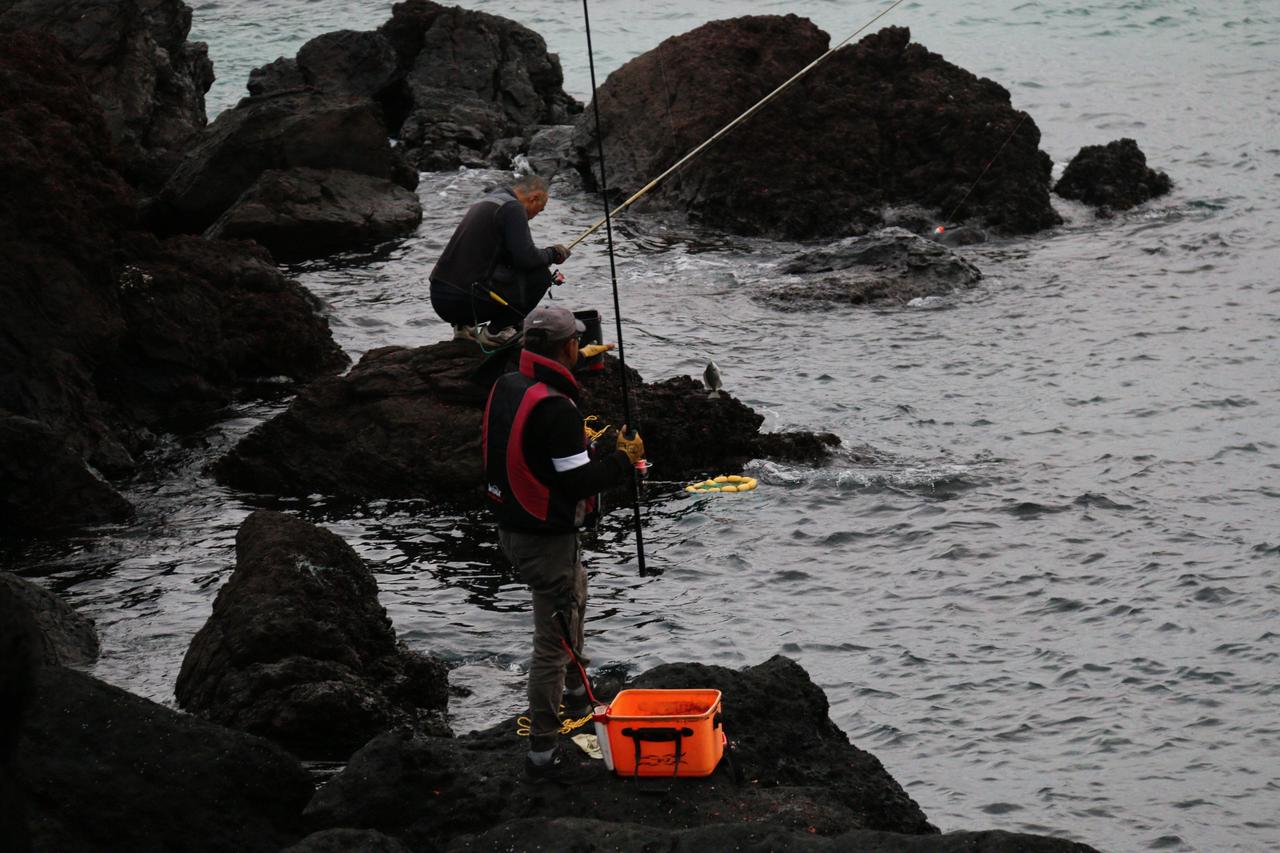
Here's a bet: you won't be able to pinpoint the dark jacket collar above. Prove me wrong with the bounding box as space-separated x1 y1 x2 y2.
520 349 580 402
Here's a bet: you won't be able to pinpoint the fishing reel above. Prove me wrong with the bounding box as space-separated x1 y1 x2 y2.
551 268 566 286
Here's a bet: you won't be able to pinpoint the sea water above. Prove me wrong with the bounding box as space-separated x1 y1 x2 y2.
7 2 1279 850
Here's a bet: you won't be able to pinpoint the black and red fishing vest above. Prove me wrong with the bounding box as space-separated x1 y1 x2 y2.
483 349 594 533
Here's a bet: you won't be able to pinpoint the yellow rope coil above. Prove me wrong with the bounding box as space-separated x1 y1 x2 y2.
685 475 758 494
516 713 594 737
583 415 611 444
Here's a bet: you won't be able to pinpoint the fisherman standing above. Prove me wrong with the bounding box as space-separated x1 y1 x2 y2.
482 305 645 780
430 175 571 346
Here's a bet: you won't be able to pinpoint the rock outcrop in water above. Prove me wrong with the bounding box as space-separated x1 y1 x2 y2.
0 33 348 532
176 510 451 760
1054 137 1172 212
574 20 1061 239
763 227 984 309
245 1 582 172
213 341 840 501
302 656 1098 853
0 0 214 191
157 90 422 256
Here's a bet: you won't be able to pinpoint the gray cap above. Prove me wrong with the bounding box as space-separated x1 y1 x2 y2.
523 305 585 341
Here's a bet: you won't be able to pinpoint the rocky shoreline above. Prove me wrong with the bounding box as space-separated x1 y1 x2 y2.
0 0 1175 849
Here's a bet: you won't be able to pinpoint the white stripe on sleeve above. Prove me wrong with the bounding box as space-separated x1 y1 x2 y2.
551 451 591 473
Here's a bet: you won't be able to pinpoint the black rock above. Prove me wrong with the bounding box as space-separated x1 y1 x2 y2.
160 91 410 233
284 828 413 853
214 342 838 502
0 416 133 533
175 510 451 760
1054 137 1172 211
575 20 1061 238
303 656 1099 852
0 574 99 666
205 167 423 261
16 666 313 852
0 0 214 190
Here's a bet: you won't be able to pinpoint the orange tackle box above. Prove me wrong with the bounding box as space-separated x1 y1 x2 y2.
603 688 724 778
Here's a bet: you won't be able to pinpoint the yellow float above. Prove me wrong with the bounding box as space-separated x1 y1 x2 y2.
685 475 758 494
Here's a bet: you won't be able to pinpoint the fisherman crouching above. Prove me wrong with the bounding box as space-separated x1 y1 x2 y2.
482 306 645 781
429 174 571 347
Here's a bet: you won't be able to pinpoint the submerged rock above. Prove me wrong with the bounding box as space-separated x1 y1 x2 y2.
0 0 214 190
304 655 1097 851
205 168 423 261
15 666 313 852
176 510 450 760
214 341 839 501
575 20 1060 239
763 227 983 309
0 574 99 667
1054 137 1172 211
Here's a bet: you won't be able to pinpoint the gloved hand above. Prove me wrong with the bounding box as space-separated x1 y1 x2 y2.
551 244 571 263
615 425 645 465
580 343 615 359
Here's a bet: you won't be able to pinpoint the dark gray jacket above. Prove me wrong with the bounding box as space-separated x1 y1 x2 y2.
430 188 556 289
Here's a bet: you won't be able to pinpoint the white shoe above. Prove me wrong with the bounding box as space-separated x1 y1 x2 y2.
452 324 477 341
476 325 521 347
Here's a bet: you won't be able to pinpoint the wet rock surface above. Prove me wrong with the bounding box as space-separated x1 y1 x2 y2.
0 582 39 851
176 510 450 760
574 20 1061 239
205 167 424 261
0 34 348 532
304 656 1095 852
0 0 213 190
285 829 414 853
763 227 984 309
1054 137 1172 211
15 665 314 853
214 341 839 501
0 573 99 667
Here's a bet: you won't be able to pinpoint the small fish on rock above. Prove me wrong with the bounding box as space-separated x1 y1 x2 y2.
703 360 723 399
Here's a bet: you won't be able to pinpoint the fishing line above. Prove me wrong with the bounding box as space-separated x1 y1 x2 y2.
935 110 1029 234
568 0 909 250
583 0 651 578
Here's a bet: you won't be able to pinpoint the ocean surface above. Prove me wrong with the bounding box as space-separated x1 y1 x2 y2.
8 2 1280 851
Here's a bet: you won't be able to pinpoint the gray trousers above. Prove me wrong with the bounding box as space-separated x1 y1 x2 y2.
498 528 588 751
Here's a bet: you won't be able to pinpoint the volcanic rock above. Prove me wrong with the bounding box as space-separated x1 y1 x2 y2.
1054 137 1172 211
0 573 99 667
0 415 133 532
159 91 414 234
285 829 413 853
0 0 214 190
452 819 1100 852
303 656 1095 851
574 20 1061 239
175 510 450 760
378 0 581 170
104 233 351 431
764 227 983 309
205 168 424 261
0 582 39 850
213 341 839 501
0 33 348 528
15 666 313 852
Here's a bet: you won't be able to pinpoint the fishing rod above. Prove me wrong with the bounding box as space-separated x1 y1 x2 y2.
567 0 909 251
582 0 651 577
